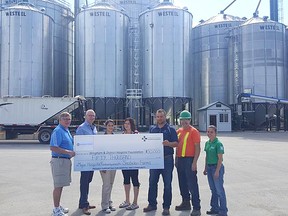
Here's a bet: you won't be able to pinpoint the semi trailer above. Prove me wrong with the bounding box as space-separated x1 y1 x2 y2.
0 95 86 143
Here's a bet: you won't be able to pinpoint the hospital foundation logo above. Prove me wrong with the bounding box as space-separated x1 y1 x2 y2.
141 135 162 142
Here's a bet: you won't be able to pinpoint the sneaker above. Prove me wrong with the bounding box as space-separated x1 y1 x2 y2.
190 209 201 216
109 206 116 211
215 214 227 216
206 209 219 215
175 200 191 211
126 203 139 210
52 207 67 216
60 206 69 214
162 208 170 215
103 208 111 214
119 201 130 208
143 205 157 212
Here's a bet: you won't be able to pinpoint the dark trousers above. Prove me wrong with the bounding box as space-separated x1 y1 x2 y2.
148 155 174 209
79 171 94 209
176 157 201 210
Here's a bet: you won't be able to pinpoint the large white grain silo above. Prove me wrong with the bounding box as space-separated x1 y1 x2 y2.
0 3 54 96
139 0 192 124
75 1 129 119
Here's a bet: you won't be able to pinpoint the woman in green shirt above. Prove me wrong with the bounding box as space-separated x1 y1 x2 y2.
203 125 228 216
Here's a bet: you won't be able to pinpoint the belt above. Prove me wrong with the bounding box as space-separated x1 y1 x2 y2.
207 164 217 167
177 156 193 158
52 156 70 160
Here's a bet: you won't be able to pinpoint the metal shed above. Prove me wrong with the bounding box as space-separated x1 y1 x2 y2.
198 101 232 132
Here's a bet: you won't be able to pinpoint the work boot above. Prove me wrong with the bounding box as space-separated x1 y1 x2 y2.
162 208 170 215
206 209 219 215
143 205 157 212
191 209 201 216
175 200 191 211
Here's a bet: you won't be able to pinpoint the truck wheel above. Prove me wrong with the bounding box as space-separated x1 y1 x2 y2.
38 129 52 144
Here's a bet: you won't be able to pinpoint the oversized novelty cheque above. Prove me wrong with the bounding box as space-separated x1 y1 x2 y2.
74 133 164 171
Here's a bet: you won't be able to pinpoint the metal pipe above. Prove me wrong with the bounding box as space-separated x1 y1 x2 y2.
237 93 288 104
74 0 79 15
220 0 237 14
270 0 279 21
253 0 262 17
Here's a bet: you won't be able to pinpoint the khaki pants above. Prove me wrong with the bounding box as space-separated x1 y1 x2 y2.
100 170 116 209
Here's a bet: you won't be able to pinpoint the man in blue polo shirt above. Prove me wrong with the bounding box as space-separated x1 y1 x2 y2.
143 109 178 216
50 112 75 216
77 109 97 215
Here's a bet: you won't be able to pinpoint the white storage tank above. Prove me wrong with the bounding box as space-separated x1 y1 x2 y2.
139 0 192 98
229 15 286 104
192 13 244 108
0 0 74 96
33 0 74 96
0 3 54 97
75 2 129 98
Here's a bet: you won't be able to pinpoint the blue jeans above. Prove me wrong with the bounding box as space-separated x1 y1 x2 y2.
148 155 174 209
79 171 94 209
207 164 228 215
176 157 201 210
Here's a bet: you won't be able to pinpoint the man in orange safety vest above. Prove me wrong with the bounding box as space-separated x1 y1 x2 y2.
175 110 201 216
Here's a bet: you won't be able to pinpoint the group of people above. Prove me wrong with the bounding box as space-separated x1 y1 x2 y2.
49 108 228 216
